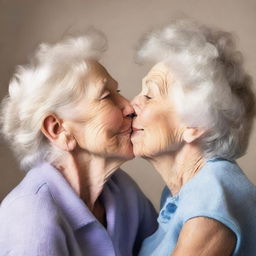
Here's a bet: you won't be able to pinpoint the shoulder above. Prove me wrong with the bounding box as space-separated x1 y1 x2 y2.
1 166 57 213
0 181 61 230
0 175 68 254
180 159 254 200
0 167 65 237
178 159 242 218
175 159 255 252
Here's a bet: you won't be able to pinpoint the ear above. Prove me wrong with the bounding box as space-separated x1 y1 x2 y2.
41 114 77 151
182 126 205 144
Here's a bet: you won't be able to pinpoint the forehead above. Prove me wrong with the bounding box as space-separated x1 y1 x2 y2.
143 62 173 95
147 62 170 77
85 60 117 89
87 60 111 79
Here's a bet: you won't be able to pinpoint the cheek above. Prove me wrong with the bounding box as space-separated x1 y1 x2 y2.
134 117 171 156
77 104 128 155
87 105 123 141
100 108 123 134
137 104 159 127
133 106 183 157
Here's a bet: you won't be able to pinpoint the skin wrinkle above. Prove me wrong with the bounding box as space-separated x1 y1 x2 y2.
132 63 185 161
44 60 134 224
144 67 169 97
132 62 236 254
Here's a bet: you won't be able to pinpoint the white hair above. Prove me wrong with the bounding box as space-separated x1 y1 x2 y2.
1 28 107 170
136 19 256 160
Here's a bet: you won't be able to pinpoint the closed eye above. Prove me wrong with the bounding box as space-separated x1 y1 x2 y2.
144 95 152 100
101 91 111 99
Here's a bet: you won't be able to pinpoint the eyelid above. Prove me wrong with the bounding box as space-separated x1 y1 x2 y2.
143 95 152 100
100 91 110 99
141 86 152 100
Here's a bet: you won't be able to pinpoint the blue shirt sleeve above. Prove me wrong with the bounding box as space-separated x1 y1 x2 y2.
178 161 242 254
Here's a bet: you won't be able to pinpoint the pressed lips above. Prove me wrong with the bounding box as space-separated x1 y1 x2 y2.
132 127 144 135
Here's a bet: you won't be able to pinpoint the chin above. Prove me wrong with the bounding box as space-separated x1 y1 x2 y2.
132 142 146 157
119 143 135 160
110 142 134 160
132 140 165 158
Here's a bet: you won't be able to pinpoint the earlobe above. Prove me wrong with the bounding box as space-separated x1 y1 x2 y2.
183 127 205 144
41 114 77 151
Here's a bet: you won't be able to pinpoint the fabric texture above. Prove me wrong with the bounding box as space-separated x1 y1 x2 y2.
139 158 256 256
0 162 158 256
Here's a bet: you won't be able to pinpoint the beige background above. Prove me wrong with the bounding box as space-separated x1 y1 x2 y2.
0 0 255 210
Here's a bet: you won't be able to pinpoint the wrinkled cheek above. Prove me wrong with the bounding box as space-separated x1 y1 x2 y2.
103 108 123 130
148 130 167 152
143 129 170 157
133 126 178 157
86 124 112 151
84 120 123 155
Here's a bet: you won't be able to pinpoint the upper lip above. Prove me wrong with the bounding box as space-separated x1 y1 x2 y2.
132 127 144 131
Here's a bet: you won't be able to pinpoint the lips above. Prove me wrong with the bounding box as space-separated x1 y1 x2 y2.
132 127 144 132
131 127 144 137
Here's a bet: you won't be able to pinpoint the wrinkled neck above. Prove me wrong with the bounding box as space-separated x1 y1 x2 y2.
53 150 122 213
148 144 206 195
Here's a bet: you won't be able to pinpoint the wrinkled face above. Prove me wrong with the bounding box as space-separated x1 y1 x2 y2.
131 62 184 158
65 61 134 160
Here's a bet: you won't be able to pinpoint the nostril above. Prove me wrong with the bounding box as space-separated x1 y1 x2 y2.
127 112 137 118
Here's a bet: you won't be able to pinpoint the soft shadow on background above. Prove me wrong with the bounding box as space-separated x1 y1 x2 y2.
0 0 256 210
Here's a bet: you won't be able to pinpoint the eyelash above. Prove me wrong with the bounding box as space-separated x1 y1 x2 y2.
101 93 110 99
101 89 120 100
144 95 152 100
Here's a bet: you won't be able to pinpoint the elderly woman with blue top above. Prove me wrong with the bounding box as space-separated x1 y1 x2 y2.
131 19 256 256
0 29 157 255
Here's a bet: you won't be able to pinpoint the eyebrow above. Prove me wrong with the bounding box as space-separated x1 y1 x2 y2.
144 76 168 96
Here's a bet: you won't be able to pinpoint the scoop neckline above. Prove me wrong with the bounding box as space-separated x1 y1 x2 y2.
167 157 233 200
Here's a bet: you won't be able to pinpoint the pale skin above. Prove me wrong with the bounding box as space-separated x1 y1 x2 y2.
132 62 236 255
41 60 134 225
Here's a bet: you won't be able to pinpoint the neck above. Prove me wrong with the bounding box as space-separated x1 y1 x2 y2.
148 144 205 195
53 150 123 212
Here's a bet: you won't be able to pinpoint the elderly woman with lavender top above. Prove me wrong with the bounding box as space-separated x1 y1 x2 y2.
0 30 157 256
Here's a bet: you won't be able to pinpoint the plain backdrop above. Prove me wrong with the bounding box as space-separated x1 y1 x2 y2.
0 0 255 210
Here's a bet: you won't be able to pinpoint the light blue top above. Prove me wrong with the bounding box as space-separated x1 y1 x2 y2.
0 162 158 256
139 158 256 256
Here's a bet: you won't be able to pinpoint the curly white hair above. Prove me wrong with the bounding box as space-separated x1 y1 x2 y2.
136 19 255 160
1 28 107 170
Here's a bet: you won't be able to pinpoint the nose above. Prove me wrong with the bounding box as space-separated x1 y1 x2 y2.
131 95 140 116
123 101 135 118
119 95 135 118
